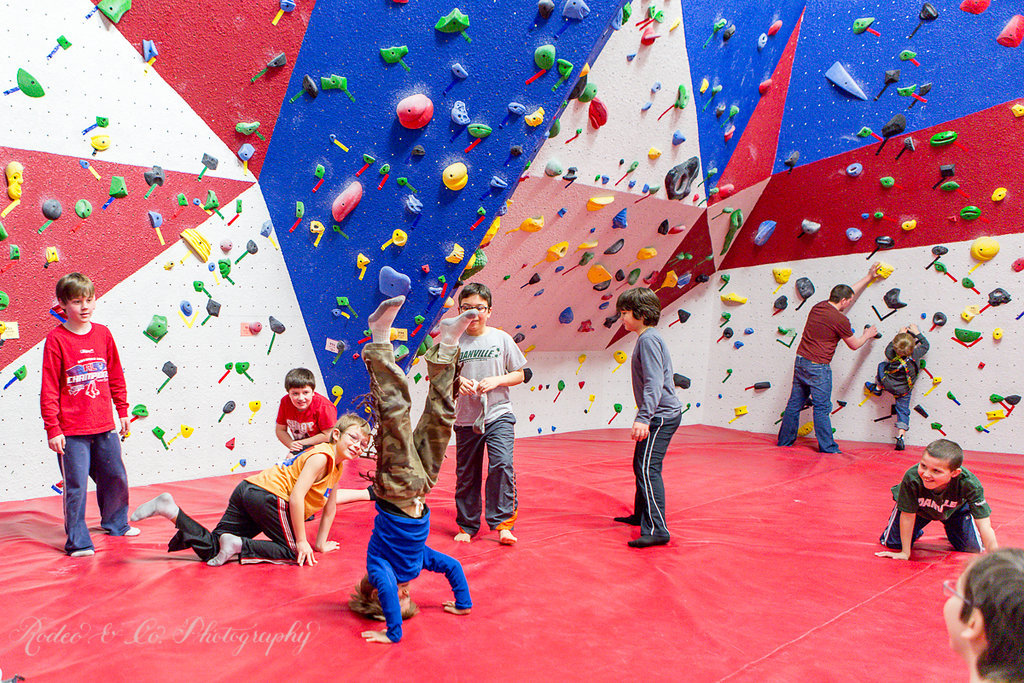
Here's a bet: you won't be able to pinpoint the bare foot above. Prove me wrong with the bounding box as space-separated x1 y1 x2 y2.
454 532 472 543
499 529 517 545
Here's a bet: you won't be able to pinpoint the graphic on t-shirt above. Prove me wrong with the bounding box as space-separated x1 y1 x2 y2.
459 347 501 361
66 360 107 399
287 419 317 440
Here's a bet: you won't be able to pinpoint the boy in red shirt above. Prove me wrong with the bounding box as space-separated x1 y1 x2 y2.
275 368 338 453
40 273 136 557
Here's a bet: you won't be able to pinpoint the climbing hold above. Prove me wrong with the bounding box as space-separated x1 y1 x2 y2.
396 94 434 129
442 163 468 191
544 159 564 177
996 14 1024 48
970 236 999 261
97 0 132 23
379 266 412 297
586 196 614 211
588 98 608 129
558 307 574 324
587 265 612 284
561 0 589 21
450 100 471 126
331 181 362 222
612 209 627 229
525 107 545 127
752 220 777 246
824 62 868 100
435 9 472 42
846 228 863 242
664 157 700 200
883 288 907 309
603 238 624 255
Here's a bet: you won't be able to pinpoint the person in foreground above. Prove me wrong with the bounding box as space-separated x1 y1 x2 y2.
130 414 370 565
876 439 998 561
613 288 682 549
349 296 474 643
943 548 1024 682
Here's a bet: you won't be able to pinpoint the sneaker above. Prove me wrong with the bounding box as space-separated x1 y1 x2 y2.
124 526 141 536
895 436 905 451
70 549 95 557
865 381 882 396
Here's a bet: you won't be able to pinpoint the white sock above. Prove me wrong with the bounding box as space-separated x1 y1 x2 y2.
437 309 478 346
130 493 179 522
367 296 406 343
70 549 95 557
207 533 242 566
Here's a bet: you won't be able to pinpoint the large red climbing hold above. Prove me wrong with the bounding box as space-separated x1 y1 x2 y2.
959 0 990 14
588 97 608 129
767 19 783 36
997 15 1023 47
758 78 773 95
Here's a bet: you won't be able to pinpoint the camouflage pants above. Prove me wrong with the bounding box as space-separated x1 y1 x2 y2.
362 341 459 508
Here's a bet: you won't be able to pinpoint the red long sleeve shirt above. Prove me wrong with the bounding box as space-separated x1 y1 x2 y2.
40 323 129 439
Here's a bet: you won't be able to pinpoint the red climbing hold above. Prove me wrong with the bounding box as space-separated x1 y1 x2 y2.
588 97 608 129
640 26 661 45
1012 257 1024 273
396 93 434 129
997 15 1024 48
767 19 783 36
959 0 990 14
758 79 773 95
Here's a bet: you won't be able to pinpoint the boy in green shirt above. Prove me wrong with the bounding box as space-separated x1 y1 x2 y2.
876 439 998 560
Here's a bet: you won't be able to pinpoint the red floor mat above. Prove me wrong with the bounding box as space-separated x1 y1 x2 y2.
1 426 1021 681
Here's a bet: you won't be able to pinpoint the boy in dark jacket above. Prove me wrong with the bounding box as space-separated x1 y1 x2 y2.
866 324 929 450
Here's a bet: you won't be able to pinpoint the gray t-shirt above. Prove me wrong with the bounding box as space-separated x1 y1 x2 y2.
455 328 527 426
631 327 683 424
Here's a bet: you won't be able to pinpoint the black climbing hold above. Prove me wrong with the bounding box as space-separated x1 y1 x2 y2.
664 157 700 200
673 373 691 389
657 219 670 235
593 280 610 291
932 311 947 327
773 295 788 311
604 238 624 255
883 288 907 309
603 312 621 328
988 288 1011 306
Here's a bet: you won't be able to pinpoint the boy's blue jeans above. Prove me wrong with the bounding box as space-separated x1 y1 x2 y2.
59 431 131 553
777 356 839 453
876 361 911 430
879 503 983 553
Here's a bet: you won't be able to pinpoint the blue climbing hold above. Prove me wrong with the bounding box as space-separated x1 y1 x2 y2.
562 0 589 21
559 306 574 324
753 220 776 246
846 227 863 241
672 130 686 145
451 63 468 79
180 300 192 316
378 266 411 297
824 61 868 101
612 208 627 229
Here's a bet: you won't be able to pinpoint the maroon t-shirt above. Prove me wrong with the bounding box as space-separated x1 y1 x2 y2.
796 301 853 364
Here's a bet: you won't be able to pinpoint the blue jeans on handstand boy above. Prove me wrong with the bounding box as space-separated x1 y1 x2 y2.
777 356 839 453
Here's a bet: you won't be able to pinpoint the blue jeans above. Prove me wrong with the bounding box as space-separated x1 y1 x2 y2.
777 356 839 453
876 362 911 430
879 503 983 553
59 431 131 553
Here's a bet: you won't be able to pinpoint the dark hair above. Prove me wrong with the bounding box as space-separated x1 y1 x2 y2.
56 273 95 303
926 438 964 471
616 287 661 326
960 548 1024 681
284 368 316 390
348 574 419 621
458 282 491 307
829 284 854 303
892 332 916 358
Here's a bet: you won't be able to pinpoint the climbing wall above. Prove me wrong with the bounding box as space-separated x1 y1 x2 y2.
0 2 318 502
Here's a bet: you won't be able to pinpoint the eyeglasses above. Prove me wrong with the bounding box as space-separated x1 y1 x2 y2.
943 579 972 606
459 304 489 312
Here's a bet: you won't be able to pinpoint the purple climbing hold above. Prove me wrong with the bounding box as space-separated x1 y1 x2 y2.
378 266 411 297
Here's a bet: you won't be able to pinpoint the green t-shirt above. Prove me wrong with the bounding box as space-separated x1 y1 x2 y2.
891 465 991 522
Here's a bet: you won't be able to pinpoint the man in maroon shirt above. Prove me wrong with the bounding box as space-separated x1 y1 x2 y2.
777 263 880 453
40 273 135 556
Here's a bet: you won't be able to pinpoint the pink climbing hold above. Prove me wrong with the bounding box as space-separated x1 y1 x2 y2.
767 19 783 36
758 78 773 95
997 15 1024 48
396 93 434 129
640 26 661 45
331 181 363 222
588 97 608 129
959 0 990 13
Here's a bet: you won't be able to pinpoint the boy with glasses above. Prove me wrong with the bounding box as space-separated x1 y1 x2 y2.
451 283 527 545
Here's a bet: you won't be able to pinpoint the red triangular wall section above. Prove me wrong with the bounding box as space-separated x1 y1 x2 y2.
0 145 252 365
715 10 804 197
93 0 317 178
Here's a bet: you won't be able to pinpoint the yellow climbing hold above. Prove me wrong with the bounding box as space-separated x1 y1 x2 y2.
586 196 615 211
446 243 465 263
772 267 791 284
658 271 678 289
577 240 599 250
648 147 662 159
587 264 612 284
507 215 543 235
721 292 748 304
180 228 211 262
480 216 500 247
876 262 894 278
580 63 590 77
700 78 709 94
356 253 370 280
993 327 1003 340
970 236 999 261
1012 103 1024 118
525 107 545 127
901 219 916 231
535 241 569 265
797 421 813 437
961 305 980 322
90 135 112 152
442 162 468 191
991 187 1007 202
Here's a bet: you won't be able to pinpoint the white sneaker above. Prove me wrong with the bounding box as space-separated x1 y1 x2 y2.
123 526 141 536
70 549 95 557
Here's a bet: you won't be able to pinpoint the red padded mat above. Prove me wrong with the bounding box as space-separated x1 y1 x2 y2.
1 426 1021 681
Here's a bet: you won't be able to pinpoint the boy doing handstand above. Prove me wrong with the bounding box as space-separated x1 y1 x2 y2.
349 296 475 643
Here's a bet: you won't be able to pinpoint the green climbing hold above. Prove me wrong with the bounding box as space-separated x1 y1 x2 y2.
930 131 957 146
896 85 917 96
108 176 127 198
16 68 44 98
578 82 598 102
939 180 959 192
954 328 982 343
720 209 743 255
203 190 219 211
534 44 556 70
962 277 975 289
74 199 92 218
97 0 132 23
467 123 492 139
674 84 689 109
552 59 574 91
879 176 895 188
621 3 632 23
436 9 471 42
314 164 325 179
989 393 1005 403
380 46 410 71
960 206 981 220
547 120 560 138
852 17 875 34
